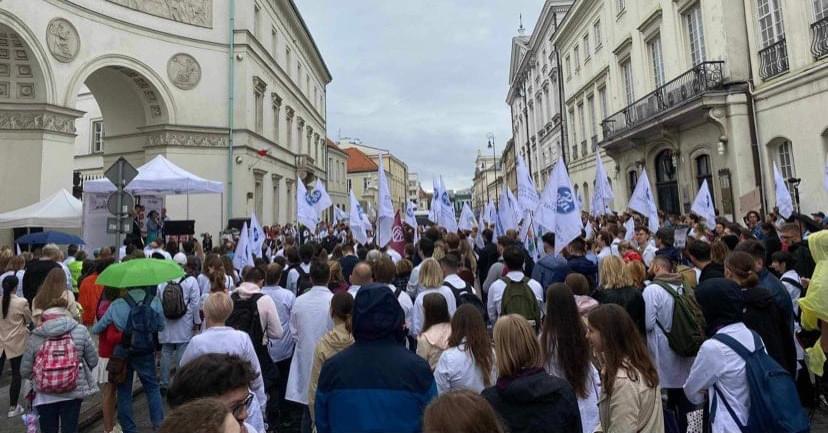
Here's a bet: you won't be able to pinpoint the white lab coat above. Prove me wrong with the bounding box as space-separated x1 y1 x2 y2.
434 343 495 394
285 285 333 405
643 280 694 389
411 286 457 336
486 271 544 324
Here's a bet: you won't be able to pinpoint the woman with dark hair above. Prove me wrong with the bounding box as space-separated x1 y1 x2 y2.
0 275 30 417
416 293 451 369
423 390 504 433
725 251 797 374
308 292 354 423
586 305 663 433
434 304 495 394
159 398 239 433
540 283 599 433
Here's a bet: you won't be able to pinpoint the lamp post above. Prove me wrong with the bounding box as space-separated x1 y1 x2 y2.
787 177 802 214
487 132 498 202
480 162 490 204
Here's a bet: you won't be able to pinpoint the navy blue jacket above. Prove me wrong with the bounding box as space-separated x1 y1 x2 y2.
567 255 598 290
532 254 571 296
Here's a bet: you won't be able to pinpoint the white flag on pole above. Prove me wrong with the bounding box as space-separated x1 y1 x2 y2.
349 190 369 245
458 202 477 231
475 209 486 249
624 216 636 241
516 156 539 212
628 169 659 234
233 222 254 271
429 178 440 224
311 179 333 215
498 188 518 233
690 179 717 228
404 200 419 229
296 178 319 230
249 212 264 257
535 171 556 232
484 199 497 226
774 162 794 219
591 153 614 217
438 177 458 232
376 154 395 247
545 158 584 254
333 206 348 223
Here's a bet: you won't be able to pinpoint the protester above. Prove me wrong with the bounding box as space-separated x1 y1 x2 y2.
482 236 511 295
260 263 296 429
565 238 599 290
286 243 314 294
32 267 81 326
531 232 571 292
434 304 495 394
686 239 724 283
338 243 358 284
327 260 349 294
199 254 233 296
635 227 658 267
394 258 413 295
371 255 414 337
734 239 795 325
587 304 664 433
486 246 543 325
416 293 452 369
780 222 816 279
475 229 499 303
625 259 647 289
564 273 599 316
593 256 645 335
439 252 474 307
423 390 504 433
156 255 201 395
22 243 63 306
346 261 372 297
95 285 123 433
314 284 436 433
0 275 30 418
78 258 112 326
307 292 354 424
412 258 456 336
0 255 25 298
159 398 241 433
482 314 582 433
540 283 600 433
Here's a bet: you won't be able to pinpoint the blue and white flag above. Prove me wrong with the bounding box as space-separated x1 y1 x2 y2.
349 190 369 245
624 216 635 241
249 212 264 257
690 179 716 228
376 154 395 247
540 158 583 254
333 205 348 223
516 156 539 212
296 178 319 230
311 179 333 215
628 169 659 234
484 199 497 227
429 178 440 224
497 188 520 234
405 200 419 243
458 202 477 231
774 162 794 219
233 222 254 271
475 209 486 249
591 153 614 217
438 177 458 232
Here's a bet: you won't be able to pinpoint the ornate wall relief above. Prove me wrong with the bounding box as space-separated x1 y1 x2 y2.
107 0 213 28
167 53 201 90
46 18 80 63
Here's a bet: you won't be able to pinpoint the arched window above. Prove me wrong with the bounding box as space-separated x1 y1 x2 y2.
695 154 714 203
776 140 799 208
627 170 638 198
655 149 681 215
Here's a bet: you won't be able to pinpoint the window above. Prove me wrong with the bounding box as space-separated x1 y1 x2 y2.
685 4 706 65
777 140 796 179
272 178 280 223
573 45 581 70
271 28 278 58
617 0 626 14
577 103 586 154
648 36 665 88
587 95 597 148
621 59 635 104
757 0 785 47
253 4 261 41
695 155 715 203
91 120 104 153
583 183 590 212
583 34 591 60
627 170 638 198
253 78 266 134
363 177 369 191
297 63 302 84
598 86 608 120
817 0 828 20
254 174 264 218
594 20 603 50
272 100 280 143
286 113 293 152
285 47 291 74
565 55 572 79
655 150 680 215
348 179 352 191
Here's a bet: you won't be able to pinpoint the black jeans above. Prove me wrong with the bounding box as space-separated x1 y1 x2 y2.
0 353 22 407
38 399 83 433
664 387 696 433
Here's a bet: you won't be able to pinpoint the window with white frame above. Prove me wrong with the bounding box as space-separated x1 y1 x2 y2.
598 86 608 120
577 103 586 146
617 0 626 14
363 177 369 191
648 36 665 88
685 4 706 65
587 95 597 144
271 28 278 59
621 59 635 104
574 45 581 70
91 120 104 153
757 0 785 47
815 0 828 20
583 34 591 60
594 20 603 50
565 55 572 79
777 140 796 179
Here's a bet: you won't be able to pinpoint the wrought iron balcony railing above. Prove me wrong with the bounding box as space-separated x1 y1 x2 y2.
811 17 828 59
601 61 724 141
759 39 789 80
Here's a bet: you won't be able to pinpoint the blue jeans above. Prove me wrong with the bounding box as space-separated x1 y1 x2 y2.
117 353 164 433
38 399 82 433
160 342 188 388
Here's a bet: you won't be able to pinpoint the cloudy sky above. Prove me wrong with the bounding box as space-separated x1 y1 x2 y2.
298 1 543 191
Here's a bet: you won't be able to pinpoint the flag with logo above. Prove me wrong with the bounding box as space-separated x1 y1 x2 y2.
389 210 406 256
624 216 635 241
333 206 348 223
542 158 583 254
296 178 319 230
774 162 794 219
438 177 458 232
376 154 395 247
628 169 659 234
497 188 518 233
405 200 419 243
484 199 497 227
458 202 476 231
690 179 717 228
349 190 369 245
591 153 614 217
516 156 539 212
249 212 264 258
429 178 440 224
232 222 254 271
311 179 333 215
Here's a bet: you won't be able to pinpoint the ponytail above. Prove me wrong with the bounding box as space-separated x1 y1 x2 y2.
725 251 760 288
1 275 17 318
330 292 354 333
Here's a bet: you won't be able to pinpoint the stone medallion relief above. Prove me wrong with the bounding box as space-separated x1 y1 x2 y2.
167 53 201 90
107 0 213 28
46 18 80 63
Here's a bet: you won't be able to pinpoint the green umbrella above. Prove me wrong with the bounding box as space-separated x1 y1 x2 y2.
96 258 185 288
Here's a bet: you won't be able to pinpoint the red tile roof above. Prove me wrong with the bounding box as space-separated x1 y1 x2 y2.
345 147 378 173
325 137 341 150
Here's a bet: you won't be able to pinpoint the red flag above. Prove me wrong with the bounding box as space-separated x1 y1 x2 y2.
257 148 268 157
390 210 406 256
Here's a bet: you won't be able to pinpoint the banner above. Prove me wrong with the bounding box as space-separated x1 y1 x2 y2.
376 154 394 247
690 179 716 228
389 210 406 256
774 162 794 219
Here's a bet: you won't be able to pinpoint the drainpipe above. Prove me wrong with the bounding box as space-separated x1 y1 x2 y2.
738 12 768 216
553 12 567 170
226 0 236 227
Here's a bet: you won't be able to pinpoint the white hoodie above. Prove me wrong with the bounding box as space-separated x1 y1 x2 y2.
234 282 284 345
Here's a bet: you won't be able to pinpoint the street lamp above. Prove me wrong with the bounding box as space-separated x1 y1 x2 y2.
787 177 801 214
480 162 490 203
487 132 498 201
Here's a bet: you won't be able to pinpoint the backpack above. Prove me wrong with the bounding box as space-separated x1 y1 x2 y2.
123 290 163 356
652 280 705 357
500 277 540 326
226 292 266 351
444 281 487 322
290 264 312 294
712 332 810 433
33 332 79 394
161 277 190 320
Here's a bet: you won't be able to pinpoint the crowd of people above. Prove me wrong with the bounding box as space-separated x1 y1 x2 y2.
0 206 824 433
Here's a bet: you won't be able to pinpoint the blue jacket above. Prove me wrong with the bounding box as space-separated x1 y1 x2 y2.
532 254 571 295
567 256 598 290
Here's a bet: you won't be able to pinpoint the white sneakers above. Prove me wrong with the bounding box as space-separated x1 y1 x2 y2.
7 405 24 418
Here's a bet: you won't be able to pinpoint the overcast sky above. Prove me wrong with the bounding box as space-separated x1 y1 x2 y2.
298 1 543 191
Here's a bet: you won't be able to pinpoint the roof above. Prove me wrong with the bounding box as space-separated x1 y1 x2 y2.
346 147 378 173
286 0 333 83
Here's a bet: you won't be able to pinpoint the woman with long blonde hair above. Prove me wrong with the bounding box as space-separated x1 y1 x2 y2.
593 256 645 336
32 268 80 326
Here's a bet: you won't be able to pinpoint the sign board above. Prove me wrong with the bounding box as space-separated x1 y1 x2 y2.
107 191 134 216
106 217 132 234
104 157 138 188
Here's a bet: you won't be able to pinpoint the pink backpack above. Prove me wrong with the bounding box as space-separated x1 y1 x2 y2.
33 333 79 394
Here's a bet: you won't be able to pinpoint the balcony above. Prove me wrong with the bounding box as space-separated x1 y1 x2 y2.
811 17 828 59
601 61 725 143
295 154 316 182
758 39 789 80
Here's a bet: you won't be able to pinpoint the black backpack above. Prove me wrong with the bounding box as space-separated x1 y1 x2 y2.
444 281 487 322
292 264 312 294
161 277 190 320
226 292 265 351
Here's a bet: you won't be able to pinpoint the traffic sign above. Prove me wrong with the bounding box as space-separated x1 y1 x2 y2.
106 217 132 234
104 157 138 188
107 191 134 216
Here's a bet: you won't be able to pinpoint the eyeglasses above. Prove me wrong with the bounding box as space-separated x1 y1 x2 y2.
230 392 255 419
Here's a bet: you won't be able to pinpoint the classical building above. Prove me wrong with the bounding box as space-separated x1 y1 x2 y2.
501 138 518 195
471 150 501 213
345 146 379 215
0 0 330 243
553 0 828 220
338 138 409 212
326 138 348 220
507 1 571 187
408 172 423 207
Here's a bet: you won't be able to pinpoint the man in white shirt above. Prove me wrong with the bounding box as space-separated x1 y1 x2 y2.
347 262 373 297
486 246 543 325
635 226 658 268
157 254 202 393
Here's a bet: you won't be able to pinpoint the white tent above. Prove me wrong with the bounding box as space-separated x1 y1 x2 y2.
0 189 82 229
83 155 224 195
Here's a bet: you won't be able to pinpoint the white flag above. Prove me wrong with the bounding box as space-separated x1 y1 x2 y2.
249 212 265 258
475 209 486 249
311 179 333 215
376 154 395 247
547 158 584 254
405 200 419 229
349 190 369 245
429 178 440 224
497 188 518 233
535 171 556 232
233 222 254 271
690 179 717 228
628 169 659 234
333 206 348 223
591 153 614 217
458 202 477 231
774 162 794 219
516 156 539 212
437 178 458 232
484 199 497 226
624 216 635 241
296 178 319 230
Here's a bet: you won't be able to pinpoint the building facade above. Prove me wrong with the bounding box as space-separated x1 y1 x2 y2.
471 150 501 213
501 138 518 196
507 1 572 188
326 138 348 219
0 0 331 243
338 138 410 212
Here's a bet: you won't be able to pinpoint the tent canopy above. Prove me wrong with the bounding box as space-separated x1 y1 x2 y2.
0 189 82 229
83 155 224 195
